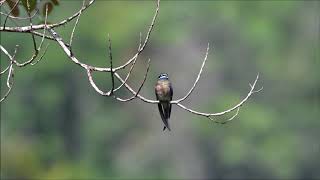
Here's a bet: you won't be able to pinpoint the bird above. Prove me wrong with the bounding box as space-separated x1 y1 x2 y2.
155 73 173 131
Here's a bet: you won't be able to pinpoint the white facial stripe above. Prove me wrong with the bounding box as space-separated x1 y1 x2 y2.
160 74 168 78
159 75 168 79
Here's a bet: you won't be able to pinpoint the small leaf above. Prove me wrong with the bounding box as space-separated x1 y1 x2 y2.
50 0 59 6
6 0 20 17
43 2 53 16
22 0 37 13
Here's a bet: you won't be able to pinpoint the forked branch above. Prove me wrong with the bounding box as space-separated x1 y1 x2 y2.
1 0 263 125
1 3 49 75
0 46 15 103
113 43 262 122
0 0 96 41
43 0 159 99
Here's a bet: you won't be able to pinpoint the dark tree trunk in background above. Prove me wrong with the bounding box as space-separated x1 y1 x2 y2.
59 72 80 160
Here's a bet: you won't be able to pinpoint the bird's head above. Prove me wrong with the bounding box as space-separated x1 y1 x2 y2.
158 73 169 80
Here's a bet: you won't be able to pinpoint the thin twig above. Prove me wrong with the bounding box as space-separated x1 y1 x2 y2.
208 107 240 124
85 36 143 98
0 0 95 32
9 3 49 67
108 34 115 94
2 0 20 29
175 74 262 117
220 107 240 124
113 72 158 103
113 0 160 72
30 31 56 41
115 58 151 102
86 68 112 96
69 0 86 52
46 0 160 73
173 43 210 103
0 57 14 103
27 0 38 54
0 0 6 7
0 9 39 20
31 43 50 65
113 32 142 92
0 0 262 125
0 45 17 75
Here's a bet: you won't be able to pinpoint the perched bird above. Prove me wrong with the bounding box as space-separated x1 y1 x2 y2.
155 73 173 131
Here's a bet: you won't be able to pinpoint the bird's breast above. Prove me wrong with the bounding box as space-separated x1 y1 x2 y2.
155 80 171 101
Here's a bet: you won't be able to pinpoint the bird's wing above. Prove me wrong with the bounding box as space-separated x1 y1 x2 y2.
169 83 173 118
155 89 169 130
168 103 172 119
157 103 165 123
162 102 171 131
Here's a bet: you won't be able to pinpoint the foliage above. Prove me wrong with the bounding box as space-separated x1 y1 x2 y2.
5 0 59 17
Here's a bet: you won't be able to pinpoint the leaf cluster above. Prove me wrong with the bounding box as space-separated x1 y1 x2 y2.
5 0 59 17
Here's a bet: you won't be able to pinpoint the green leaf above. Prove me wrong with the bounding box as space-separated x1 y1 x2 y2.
22 0 37 13
51 0 60 6
43 2 54 16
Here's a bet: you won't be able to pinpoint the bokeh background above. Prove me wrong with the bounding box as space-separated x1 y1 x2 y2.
1 0 319 179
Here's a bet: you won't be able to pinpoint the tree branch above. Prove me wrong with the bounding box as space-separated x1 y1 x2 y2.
175 74 263 121
173 43 210 103
0 0 95 32
0 0 263 125
112 44 262 123
0 46 15 103
2 0 20 29
114 58 151 102
108 34 115 95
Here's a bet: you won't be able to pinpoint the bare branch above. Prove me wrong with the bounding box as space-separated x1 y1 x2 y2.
108 34 115 95
2 0 20 29
0 45 17 74
113 0 160 72
69 0 86 50
0 0 96 32
0 65 10 75
27 0 38 54
113 33 142 92
86 68 112 96
111 41 261 124
140 0 160 52
31 43 49 65
30 31 56 41
114 58 151 102
0 0 263 126
10 3 48 67
173 43 210 103
47 27 107 70
221 107 240 124
74 0 160 99
208 107 240 124
84 33 144 98
46 0 160 73
0 5 49 103
0 9 39 20
0 51 15 103
0 0 6 7
175 73 262 117
113 72 158 104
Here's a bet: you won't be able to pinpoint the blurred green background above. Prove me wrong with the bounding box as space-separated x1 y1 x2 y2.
1 0 319 179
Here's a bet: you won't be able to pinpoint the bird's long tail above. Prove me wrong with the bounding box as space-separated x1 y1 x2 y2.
158 102 171 131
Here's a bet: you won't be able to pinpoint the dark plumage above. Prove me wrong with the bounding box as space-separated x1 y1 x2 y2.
155 73 173 131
